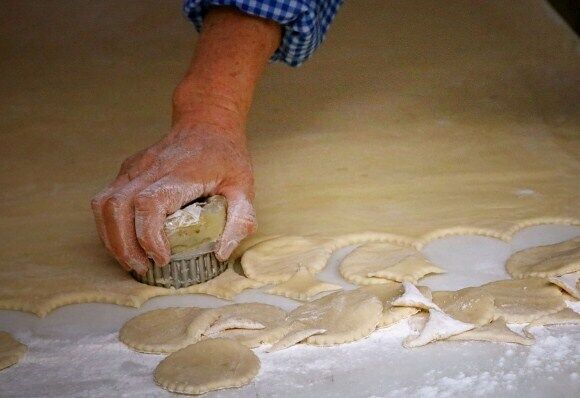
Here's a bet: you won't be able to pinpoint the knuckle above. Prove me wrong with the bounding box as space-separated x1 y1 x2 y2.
102 193 129 217
134 193 155 211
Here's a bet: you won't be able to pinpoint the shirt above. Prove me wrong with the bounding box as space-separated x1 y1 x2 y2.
183 0 344 66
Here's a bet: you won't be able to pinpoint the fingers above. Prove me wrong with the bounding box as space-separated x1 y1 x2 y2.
90 173 130 254
215 190 257 261
100 174 157 274
134 178 205 266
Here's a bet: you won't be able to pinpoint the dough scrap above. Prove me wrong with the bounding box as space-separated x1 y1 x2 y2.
432 288 496 326
477 278 566 323
523 308 580 337
119 307 215 354
506 237 580 279
404 309 475 348
340 242 443 285
241 236 335 283
279 289 383 347
268 327 327 352
202 303 287 348
0 332 27 371
265 266 342 301
154 338 259 395
548 272 580 300
192 267 265 300
448 317 534 345
393 282 441 311
360 283 432 328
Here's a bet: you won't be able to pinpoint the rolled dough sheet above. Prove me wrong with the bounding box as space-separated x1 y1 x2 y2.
1 0 579 316
0 332 27 371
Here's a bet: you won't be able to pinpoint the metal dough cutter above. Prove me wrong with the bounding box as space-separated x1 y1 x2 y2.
132 196 230 288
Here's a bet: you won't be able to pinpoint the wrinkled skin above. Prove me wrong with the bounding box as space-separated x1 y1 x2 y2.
90 8 281 274
91 125 256 274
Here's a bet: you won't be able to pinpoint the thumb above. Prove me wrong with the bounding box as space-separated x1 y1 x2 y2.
215 191 257 261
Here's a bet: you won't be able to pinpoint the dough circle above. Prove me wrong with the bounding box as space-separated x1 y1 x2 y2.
241 236 335 283
432 288 496 326
154 338 260 395
203 303 288 348
506 237 580 279
119 307 215 354
477 277 566 323
360 283 432 328
0 332 27 371
340 242 443 285
281 289 383 346
265 266 342 301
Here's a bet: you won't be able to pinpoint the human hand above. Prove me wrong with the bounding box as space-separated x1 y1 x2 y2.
91 124 257 274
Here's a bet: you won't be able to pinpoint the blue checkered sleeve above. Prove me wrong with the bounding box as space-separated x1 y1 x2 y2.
183 0 344 66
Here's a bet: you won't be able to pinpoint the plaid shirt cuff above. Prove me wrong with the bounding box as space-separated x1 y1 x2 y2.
183 0 344 66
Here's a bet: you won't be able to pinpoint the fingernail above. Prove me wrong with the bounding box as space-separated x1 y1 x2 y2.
127 259 150 275
217 241 236 261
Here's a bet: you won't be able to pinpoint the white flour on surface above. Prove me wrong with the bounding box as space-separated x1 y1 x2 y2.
0 225 579 398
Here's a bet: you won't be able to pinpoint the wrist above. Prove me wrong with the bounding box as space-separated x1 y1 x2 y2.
172 78 247 135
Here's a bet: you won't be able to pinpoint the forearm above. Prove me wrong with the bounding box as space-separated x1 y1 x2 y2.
172 7 282 135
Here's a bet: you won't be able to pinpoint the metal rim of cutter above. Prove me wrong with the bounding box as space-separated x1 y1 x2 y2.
133 243 230 289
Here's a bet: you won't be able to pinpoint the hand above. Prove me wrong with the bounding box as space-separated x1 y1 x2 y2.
91 124 257 274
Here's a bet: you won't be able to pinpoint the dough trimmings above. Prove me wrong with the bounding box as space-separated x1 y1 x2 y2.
154 338 260 395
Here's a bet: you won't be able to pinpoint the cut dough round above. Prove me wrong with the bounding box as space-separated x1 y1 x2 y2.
154 338 260 395
193 267 264 300
241 236 334 283
432 288 496 326
119 307 215 354
548 272 580 300
448 317 534 345
340 242 443 285
404 309 475 348
279 289 383 347
393 282 441 311
523 308 580 337
360 283 432 327
203 303 287 348
0 332 27 371
506 237 580 278
265 266 342 301
478 278 566 323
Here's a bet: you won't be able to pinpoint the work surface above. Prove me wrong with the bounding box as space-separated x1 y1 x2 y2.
1 0 579 396
1 225 579 397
